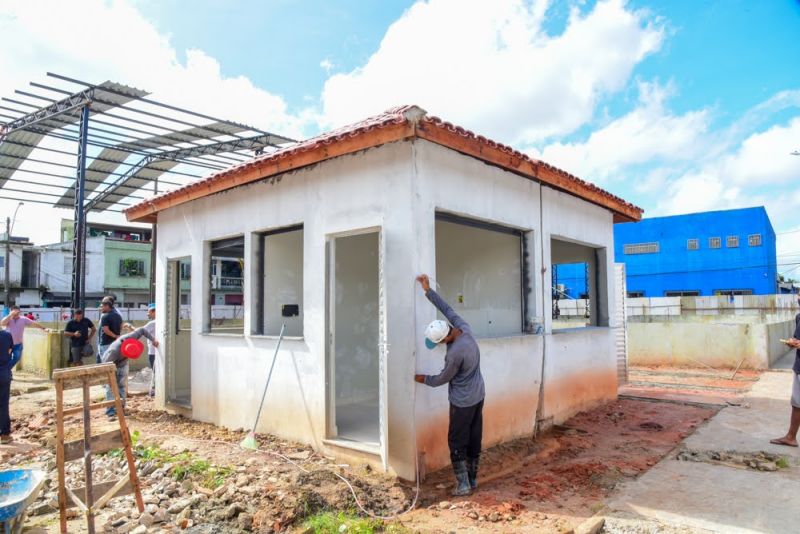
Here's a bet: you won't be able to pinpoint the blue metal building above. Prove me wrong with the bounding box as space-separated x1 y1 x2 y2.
553 207 778 297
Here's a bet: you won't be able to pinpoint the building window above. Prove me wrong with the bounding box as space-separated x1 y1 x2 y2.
436 213 527 337
627 291 645 298
208 236 245 334
709 237 721 249
726 235 739 248
551 238 608 330
687 239 699 251
119 259 146 277
665 290 700 297
713 289 753 296
180 262 191 280
623 242 660 255
253 225 304 337
748 234 762 247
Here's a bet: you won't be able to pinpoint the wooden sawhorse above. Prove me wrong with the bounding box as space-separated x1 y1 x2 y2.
52 363 144 533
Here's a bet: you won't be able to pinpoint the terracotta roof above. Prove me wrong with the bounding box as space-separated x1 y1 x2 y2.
124 105 642 223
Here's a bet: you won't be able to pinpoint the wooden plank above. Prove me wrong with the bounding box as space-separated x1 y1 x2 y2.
52 363 116 380
55 378 68 534
67 479 132 509
93 474 130 511
65 487 87 512
64 429 123 462
82 382 96 534
109 375 145 512
59 373 113 391
62 400 116 416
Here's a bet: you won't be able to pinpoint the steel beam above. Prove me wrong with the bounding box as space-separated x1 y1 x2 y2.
84 133 278 212
71 105 90 310
0 88 94 140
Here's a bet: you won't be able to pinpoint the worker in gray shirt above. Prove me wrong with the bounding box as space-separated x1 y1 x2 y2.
102 325 158 419
415 274 485 496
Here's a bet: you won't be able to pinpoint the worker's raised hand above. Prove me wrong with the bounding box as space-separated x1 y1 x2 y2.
416 274 431 292
414 374 425 384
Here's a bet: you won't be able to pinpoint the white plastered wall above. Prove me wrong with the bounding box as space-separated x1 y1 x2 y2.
154 141 421 479
153 137 620 479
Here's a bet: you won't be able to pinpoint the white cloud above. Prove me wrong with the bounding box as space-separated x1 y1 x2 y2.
320 59 334 73
0 0 312 245
319 0 663 144
532 80 710 182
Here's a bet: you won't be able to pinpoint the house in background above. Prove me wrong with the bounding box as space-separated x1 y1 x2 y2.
615 207 776 297
39 220 153 307
0 233 41 307
555 207 778 298
124 105 641 480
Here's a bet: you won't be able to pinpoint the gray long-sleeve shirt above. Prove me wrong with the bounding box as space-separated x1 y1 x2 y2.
102 326 155 367
423 289 485 407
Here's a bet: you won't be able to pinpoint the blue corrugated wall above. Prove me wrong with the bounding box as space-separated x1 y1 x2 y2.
552 207 778 297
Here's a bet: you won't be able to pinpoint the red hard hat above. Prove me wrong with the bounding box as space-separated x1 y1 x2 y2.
121 338 144 359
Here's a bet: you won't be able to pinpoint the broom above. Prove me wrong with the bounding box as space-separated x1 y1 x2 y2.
241 323 286 450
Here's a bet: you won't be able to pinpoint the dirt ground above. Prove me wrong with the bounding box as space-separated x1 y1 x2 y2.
619 365 759 406
2 370 719 533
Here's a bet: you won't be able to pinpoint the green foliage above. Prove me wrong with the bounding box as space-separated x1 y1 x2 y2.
776 456 790 469
302 512 407 534
103 434 231 488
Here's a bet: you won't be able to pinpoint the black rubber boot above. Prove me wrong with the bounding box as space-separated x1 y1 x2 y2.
467 457 479 489
451 460 472 496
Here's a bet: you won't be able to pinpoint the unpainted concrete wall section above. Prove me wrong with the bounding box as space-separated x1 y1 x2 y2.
153 139 620 479
154 141 414 470
435 219 522 338
264 229 304 337
333 232 380 404
628 318 797 369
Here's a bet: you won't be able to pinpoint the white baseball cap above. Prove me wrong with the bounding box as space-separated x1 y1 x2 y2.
424 319 450 349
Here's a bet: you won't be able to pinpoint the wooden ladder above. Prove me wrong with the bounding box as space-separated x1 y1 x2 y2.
53 363 144 534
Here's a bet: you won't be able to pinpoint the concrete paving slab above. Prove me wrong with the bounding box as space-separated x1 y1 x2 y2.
608 460 799 534
771 349 796 371
682 371 800 463
607 371 800 533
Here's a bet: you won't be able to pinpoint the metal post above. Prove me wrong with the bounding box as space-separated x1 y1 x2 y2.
4 217 9 311
71 105 89 310
149 177 158 303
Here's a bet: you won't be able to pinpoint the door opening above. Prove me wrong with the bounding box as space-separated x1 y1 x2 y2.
167 258 192 407
328 232 381 446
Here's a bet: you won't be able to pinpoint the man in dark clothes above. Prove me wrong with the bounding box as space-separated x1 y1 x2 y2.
98 297 122 364
0 329 15 443
101 325 158 419
63 309 96 367
771 292 800 447
414 274 485 496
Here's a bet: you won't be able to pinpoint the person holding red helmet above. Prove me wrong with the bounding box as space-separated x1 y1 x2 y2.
100 325 158 419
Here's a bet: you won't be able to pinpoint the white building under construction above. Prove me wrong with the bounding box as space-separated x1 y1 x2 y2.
125 105 642 480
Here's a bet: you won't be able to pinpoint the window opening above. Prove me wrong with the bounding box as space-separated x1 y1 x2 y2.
254 225 304 336
709 237 721 249
551 238 608 330
748 234 762 247
208 236 245 334
726 235 739 248
624 242 659 255
687 239 699 251
665 290 700 297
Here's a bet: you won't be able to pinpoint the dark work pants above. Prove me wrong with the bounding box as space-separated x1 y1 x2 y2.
0 378 10 435
448 399 484 463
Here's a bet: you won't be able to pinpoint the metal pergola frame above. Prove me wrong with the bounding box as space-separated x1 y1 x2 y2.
0 73 295 309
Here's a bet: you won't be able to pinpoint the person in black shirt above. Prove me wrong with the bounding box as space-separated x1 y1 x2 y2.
771 293 800 447
0 329 14 443
63 309 96 367
98 298 122 364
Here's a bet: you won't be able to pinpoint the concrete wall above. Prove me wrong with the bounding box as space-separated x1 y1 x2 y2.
263 229 304 337
435 219 522 338
18 329 68 376
153 138 620 480
628 318 796 369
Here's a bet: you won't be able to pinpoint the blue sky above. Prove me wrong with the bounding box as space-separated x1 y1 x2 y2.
1 0 799 275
